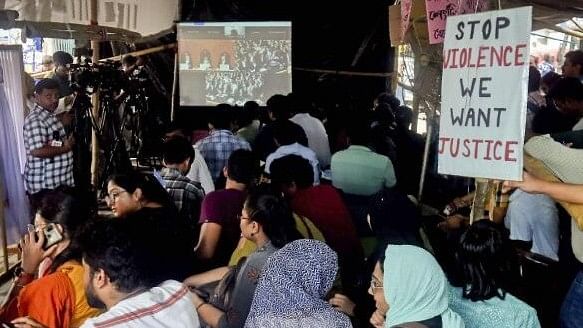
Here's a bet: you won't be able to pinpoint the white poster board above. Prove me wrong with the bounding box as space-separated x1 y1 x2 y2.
438 6 531 181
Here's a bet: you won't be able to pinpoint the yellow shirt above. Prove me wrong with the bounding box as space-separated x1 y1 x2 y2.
58 260 102 327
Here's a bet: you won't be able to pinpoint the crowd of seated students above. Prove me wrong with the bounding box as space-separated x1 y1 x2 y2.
7 52 583 328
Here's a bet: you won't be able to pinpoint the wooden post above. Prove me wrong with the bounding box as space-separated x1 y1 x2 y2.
470 178 491 224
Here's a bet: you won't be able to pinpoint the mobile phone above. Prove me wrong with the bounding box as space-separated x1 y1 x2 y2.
42 223 64 250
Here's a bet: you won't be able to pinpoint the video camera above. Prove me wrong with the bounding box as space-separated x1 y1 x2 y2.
68 60 126 94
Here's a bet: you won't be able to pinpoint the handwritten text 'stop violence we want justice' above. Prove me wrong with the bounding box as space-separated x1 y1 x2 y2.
442 17 527 69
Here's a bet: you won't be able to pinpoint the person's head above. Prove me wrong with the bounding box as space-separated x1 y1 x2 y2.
346 119 370 146
162 136 195 174
208 104 233 131
562 50 583 78
240 186 301 248
374 92 401 110
81 218 155 309
368 188 421 246
34 78 60 111
547 77 583 116
270 155 313 196
266 94 291 121
52 51 73 77
35 188 87 273
247 239 339 317
456 220 513 301
394 105 414 129
106 172 174 217
372 244 453 327
540 71 561 94
122 55 138 72
272 120 301 146
372 102 396 127
528 65 541 93
164 120 192 142
224 149 259 186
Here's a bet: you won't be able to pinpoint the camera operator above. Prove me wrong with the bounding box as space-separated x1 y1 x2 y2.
48 51 73 98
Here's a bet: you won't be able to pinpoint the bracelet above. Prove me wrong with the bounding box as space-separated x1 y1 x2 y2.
196 302 207 311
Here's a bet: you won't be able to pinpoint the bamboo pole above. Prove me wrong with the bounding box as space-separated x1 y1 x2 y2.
171 51 179 121
90 0 100 187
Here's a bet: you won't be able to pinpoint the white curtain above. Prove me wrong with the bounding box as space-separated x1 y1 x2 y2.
0 45 29 243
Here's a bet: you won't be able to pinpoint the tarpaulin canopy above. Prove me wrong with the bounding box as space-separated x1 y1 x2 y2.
1 0 179 40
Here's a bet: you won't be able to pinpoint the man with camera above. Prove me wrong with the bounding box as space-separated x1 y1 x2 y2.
23 79 75 212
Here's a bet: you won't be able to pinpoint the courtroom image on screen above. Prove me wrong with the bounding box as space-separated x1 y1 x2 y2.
177 22 292 106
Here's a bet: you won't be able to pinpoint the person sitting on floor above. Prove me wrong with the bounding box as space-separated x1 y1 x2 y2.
185 188 302 328
264 120 320 184
449 220 541 328
3 189 101 327
195 150 260 269
245 239 352 328
80 218 200 327
369 244 464 328
270 155 363 290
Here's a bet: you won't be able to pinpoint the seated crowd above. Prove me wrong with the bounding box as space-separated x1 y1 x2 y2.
4 50 583 328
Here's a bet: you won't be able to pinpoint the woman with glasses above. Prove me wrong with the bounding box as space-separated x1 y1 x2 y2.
1 188 101 327
369 244 464 328
106 172 195 282
186 188 301 328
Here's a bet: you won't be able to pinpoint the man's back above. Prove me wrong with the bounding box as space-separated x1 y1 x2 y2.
290 113 331 168
161 167 204 225
195 130 250 181
81 280 200 328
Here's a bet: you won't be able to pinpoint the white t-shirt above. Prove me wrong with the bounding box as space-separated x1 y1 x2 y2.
81 280 200 328
290 113 331 168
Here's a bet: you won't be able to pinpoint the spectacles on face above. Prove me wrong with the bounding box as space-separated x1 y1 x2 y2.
370 277 383 290
237 214 251 221
105 190 128 205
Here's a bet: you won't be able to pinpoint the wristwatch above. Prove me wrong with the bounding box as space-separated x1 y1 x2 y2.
13 267 34 285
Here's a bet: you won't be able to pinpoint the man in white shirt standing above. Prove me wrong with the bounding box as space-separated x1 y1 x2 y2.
80 219 200 328
289 95 331 168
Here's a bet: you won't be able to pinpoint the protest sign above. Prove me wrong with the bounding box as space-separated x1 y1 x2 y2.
438 7 532 180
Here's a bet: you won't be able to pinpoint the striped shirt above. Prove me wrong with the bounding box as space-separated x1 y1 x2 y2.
80 280 200 328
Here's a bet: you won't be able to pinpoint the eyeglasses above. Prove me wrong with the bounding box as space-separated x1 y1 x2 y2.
237 214 251 221
105 190 128 205
370 278 383 290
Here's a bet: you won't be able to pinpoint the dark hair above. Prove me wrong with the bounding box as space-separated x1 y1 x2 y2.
565 50 583 75
266 94 291 120
244 186 301 248
107 172 175 209
456 220 512 301
394 105 414 128
372 103 396 125
34 78 60 94
208 104 233 130
541 71 561 88
346 119 370 146
528 66 541 92
162 136 194 165
122 55 138 67
272 120 302 145
52 51 73 67
270 155 314 189
376 92 401 110
81 218 155 293
37 188 87 273
226 149 259 185
548 77 583 102
237 101 259 127
368 188 422 246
